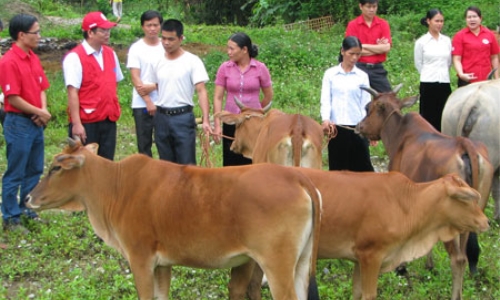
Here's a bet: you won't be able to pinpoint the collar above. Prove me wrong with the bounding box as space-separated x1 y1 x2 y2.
464 25 487 35
356 15 382 26
227 58 257 68
82 39 102 55
11 43 34 59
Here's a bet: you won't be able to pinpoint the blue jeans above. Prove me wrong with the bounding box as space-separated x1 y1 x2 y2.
1 114 44 222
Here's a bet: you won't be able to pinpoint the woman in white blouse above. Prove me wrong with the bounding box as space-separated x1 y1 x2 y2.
414 8 452 132
321 36 374 172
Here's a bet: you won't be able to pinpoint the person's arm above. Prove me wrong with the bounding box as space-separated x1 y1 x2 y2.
7 94 51 126
453 55 477 82
67 85 87 142
213 85 225 144
260 86 273 108
491 55 499 79
414 39 423 74
361 41 391 56
130 68 157 115
320 70 333 135
195 82 212 135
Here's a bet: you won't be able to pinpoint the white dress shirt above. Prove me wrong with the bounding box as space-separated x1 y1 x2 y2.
414 32 452 83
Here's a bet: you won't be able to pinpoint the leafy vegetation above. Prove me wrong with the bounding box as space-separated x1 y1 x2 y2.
0 0 499 299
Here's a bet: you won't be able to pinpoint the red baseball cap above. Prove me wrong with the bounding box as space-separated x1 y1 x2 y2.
82 12 117 31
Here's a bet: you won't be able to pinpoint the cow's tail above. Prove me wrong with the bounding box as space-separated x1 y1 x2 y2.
301 176 322 300
455 90 481 137
292 114 304 167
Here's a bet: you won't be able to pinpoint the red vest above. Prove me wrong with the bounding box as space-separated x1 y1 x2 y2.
70 44 121 123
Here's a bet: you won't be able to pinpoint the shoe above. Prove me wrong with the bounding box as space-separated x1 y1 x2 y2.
3 218 30 235
116 17 121 23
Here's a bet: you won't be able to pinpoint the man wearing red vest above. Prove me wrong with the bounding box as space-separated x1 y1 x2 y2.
63 12 123 160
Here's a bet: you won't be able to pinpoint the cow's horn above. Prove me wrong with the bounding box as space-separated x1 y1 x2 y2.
360 86 379 98
262 101 272 113
68 137 78 148
392 83 403 94
234 96 246 110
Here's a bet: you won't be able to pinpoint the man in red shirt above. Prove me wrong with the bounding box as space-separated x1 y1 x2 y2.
0 14 51 233
346 0 392 92
62 12 123 160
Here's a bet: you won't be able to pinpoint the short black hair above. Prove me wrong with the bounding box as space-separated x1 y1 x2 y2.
141 10 163 26
162 19 183 37
9 14 38 41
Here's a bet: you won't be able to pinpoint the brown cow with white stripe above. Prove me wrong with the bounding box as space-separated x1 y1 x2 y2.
26 138 322 300
356 85 494 300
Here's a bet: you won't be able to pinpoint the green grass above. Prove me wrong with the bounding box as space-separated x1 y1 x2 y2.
1 1 499 299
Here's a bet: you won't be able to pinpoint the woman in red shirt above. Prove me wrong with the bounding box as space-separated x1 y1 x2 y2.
452 6 499 87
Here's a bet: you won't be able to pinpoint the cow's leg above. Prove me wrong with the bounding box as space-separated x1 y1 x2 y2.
245 263 264 300
444 235 467 300
357 254 382 300
260 257 299 300
425 249 434 270
228 261 256 300
352 262 363 300
154 265 172 300
493 170 500 222
129 257 155 300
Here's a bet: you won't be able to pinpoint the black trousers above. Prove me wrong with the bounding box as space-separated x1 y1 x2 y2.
327 125 374 172
356 63 392 93
132 108 154 157
154 111 197 165
69 119 117 160
222 124 252 167
419 82 451 132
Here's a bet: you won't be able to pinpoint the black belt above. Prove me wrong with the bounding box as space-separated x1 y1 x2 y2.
7 112 33 119
357 62 383 69
157 105 193 116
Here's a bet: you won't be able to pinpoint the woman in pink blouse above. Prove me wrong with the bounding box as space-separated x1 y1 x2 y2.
213 32 273 166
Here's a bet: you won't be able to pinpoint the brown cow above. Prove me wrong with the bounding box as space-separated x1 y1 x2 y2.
217 100 323 169
26 138 322 300
356 85 494 300
234 170 489 300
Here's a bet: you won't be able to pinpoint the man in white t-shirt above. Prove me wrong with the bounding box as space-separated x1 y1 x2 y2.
126 10 164 157
152 19 212 165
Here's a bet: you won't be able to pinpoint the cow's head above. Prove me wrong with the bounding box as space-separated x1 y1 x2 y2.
26 138 99 212
355 84 419 140
216 97 272 159
439 174 489 237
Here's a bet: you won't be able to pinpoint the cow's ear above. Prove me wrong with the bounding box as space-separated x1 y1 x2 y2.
445 175 480 203
400 95 419 109
85 143 99 155
56 154 85 170
216 111 243 125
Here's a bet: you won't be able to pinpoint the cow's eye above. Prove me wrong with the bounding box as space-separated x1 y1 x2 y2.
49 166 62 174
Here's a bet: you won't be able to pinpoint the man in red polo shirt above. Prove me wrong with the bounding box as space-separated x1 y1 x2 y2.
0 14 51 233
346 0 392 92
62 12 123 160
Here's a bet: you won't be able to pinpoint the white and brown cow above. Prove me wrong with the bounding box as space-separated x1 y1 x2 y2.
356 85 494 300
217 99 323 169
236 170 489 300
26 138 322 300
